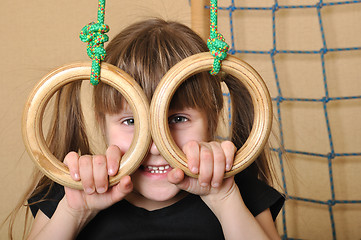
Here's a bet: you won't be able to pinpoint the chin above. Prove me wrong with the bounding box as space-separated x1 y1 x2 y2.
129 169 186 208
141 185 181 202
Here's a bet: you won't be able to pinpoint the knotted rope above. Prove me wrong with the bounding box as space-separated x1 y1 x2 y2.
79 0 109 85
207 0 229 75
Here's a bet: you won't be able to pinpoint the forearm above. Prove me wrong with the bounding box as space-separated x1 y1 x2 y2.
202 183 269 240
27 198 97 240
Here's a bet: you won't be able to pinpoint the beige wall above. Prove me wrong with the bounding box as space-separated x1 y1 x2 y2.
1 0 360 239
0 1 191 238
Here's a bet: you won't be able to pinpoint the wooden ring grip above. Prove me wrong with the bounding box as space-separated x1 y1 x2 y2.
23 53 272 188
22 62 151 189
150 53 273 178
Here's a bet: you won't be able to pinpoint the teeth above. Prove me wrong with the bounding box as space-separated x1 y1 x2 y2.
147 165 170 171
151 170 165 174
146 165 171 174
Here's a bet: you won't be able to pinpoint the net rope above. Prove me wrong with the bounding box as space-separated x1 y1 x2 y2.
206 0 361 239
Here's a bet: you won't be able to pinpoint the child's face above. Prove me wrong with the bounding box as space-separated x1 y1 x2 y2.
105 101 209 205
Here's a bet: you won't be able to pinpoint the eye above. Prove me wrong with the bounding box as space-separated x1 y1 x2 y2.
122 118 135 126
169 115 189 124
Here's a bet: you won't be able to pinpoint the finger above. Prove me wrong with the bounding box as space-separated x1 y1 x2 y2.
221 141 237 171
64 152 80 181
106 145 122 176
167 168 185 185
109 176 133 203
79 155 95 194
182 141 200 174
198 144 213 187
92 155 108 194
209 142 226 188
167 168 193 192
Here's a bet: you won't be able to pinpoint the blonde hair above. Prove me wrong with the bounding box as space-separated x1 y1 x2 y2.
7 18 273 239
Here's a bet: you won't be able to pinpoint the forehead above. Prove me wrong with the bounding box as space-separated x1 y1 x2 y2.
113 98 204 117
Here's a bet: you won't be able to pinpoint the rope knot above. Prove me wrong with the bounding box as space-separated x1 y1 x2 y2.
208 0 229 75
79 21 109 85
207 33 229 75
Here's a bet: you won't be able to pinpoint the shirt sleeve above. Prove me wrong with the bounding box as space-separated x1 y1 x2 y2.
28 183 65 219
235 168 285 221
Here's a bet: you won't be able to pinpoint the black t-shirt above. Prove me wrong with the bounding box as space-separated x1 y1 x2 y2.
29 169 284 240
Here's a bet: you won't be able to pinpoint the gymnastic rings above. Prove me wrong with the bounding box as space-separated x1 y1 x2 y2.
23 53 272 189
151 52 273 178
22 62 151 189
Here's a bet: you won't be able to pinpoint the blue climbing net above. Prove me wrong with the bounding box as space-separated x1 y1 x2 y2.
209 0 361 239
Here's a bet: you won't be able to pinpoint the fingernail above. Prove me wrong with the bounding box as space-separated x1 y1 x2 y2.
200 182 208 187
191 167 198 174
108 169 114 175
97 187 106 193
74 173 80 180
226 164 231 171
212 182 220 188
85 187 94 194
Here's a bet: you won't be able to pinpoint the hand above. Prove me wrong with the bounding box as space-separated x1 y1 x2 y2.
63 145 133 218
168 140 237 197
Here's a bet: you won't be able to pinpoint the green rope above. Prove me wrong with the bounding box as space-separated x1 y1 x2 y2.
79 0 109 85
207 0 229 75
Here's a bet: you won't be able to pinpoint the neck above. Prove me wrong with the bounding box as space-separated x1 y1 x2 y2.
125 191 189 211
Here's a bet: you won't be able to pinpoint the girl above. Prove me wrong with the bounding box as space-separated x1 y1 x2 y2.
10 18 284 239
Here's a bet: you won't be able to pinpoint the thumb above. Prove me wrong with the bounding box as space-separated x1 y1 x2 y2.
167 168 191 191
108 176 133 203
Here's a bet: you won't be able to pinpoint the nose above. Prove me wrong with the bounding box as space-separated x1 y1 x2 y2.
149 140 160 155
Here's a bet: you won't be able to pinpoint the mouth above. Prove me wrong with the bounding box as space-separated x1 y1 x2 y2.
141 164 172 174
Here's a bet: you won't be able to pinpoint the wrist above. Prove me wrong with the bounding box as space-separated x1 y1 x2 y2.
58 197 98 231
201 181 244 216
201 183 270 239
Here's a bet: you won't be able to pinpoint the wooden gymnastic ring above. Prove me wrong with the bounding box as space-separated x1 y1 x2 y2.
22 62 151 189
150 52 272 178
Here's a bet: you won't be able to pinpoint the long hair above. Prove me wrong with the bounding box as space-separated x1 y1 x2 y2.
6 81 91 239
7 18 273 239
94 19 223 140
